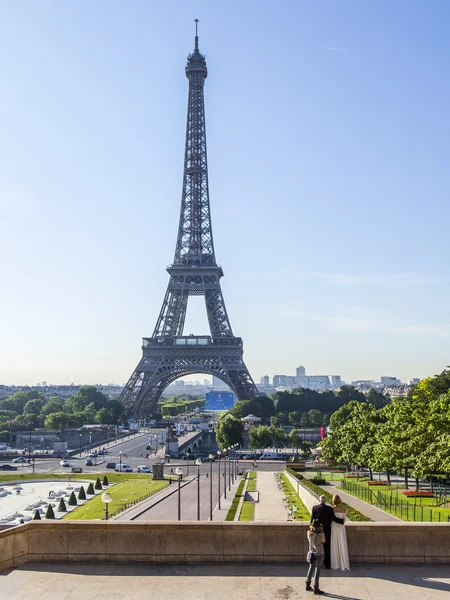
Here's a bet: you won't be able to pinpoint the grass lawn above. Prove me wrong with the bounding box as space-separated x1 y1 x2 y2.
247 471 257 492
341 478 450 522
304 471 345 481
62 478 169 520
239 501 254 521
279 473 310 521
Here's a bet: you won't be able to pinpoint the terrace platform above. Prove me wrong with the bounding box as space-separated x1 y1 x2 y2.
2 562 450 600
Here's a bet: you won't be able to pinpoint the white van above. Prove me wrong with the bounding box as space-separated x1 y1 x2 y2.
115 464 133 472
260 452 278 460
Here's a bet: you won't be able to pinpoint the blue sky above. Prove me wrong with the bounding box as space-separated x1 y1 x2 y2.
1 1 449 386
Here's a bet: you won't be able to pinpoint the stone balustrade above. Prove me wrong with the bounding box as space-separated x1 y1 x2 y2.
1 521 449 572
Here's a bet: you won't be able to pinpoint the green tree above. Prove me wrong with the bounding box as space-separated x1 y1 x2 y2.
65 386 108 413
215 415 244 449
95 408 115 425
42 398 64 415
44 412 76 430
269 425 286 448
23 399 44 415
248 425 273 451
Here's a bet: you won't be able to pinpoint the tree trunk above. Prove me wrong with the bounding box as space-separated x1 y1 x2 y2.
404 467 408 490
386 469 391 485
369 467 373 481
430 474 434 494
415 477 419 492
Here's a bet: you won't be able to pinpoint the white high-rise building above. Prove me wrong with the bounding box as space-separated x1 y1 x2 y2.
296 365 306 377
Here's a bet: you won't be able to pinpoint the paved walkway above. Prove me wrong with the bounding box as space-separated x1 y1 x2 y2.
320 483 401 522
3 562 450 599
254 471 287 522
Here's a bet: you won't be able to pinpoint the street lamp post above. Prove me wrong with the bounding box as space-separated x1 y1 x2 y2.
223 451 227 499
227 448 231 491
208 454 214 521
217 450 221 510
79 433 82 458
186 452 190 476
235 444 239 479
102 491 112 520
195 458 202 521
231 446 235 486
175 467 183 521
119 451 123 471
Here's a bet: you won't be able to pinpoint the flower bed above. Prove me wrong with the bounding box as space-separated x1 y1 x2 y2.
367 480 389 486
402 490 434 498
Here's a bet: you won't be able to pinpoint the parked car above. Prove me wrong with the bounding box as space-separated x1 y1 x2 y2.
260 452 278 460
89 452 97 458
201 456 215 462
106 462 116 469
60 460 70 467
97 449 105 455
115 464 133 472
85 459 93 466
0 464 18 471
137 465 152 474
13 457 29 463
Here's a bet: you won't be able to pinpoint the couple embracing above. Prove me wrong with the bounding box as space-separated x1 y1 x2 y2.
305 494 350 595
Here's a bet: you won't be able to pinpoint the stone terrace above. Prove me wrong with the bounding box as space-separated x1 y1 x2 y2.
2 562 450 600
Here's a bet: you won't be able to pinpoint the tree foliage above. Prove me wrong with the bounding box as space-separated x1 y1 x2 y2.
215 415 244 449
321 369 450 483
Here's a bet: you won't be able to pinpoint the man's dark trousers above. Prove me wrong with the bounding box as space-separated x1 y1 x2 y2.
311 503 344 569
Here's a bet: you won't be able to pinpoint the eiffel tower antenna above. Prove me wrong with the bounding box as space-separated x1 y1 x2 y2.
119 26 258 417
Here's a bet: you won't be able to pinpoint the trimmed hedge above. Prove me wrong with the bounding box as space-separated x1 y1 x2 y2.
286 467 371 522
225 480 245 521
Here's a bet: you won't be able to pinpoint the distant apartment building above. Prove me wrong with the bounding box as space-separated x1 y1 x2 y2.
260 375 270 386
331 375 342 387
381 376 402 386
409 378 420 386
271 366 335 392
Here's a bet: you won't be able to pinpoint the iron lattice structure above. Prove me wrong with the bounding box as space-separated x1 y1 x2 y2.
120 27 258 417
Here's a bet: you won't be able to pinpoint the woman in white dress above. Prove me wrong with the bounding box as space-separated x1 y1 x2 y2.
330 494 351 571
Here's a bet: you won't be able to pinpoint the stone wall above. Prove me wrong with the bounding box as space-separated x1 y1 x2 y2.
1 521 449 571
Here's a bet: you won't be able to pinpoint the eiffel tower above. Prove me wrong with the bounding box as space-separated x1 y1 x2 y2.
120 23 258 417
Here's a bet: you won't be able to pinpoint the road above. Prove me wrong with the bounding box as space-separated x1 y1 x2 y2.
0 431 286 477
129 474 224 521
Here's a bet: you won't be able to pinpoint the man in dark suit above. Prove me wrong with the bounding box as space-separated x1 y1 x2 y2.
311 495 344 569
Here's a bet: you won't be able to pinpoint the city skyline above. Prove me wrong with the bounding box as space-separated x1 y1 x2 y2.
1 2 450 386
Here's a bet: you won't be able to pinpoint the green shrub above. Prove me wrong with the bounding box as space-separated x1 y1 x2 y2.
78 486 86 500
95 477 102 490
286 467 304 480
33 509 41 520
86 482 95 495
57 498 67 512
68 491 78 506
45 504 55 519
102 476 109 486
311 478 326 485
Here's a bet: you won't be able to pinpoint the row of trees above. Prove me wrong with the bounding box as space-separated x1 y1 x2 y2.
159 396 205 417
227 386 388 428
0 386 127 440
320 370 450 490
215 416 311 454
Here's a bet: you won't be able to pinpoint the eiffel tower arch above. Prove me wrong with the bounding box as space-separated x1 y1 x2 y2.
120 24 258 417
